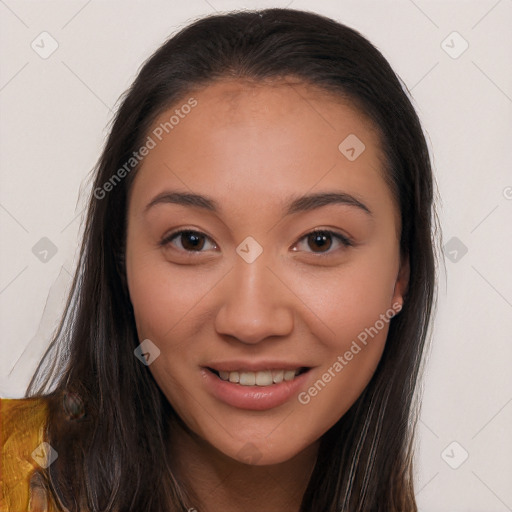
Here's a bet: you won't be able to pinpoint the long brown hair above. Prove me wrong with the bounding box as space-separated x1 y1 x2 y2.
28 8 437 511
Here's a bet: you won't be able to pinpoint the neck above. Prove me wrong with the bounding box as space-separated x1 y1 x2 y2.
168 422 319 512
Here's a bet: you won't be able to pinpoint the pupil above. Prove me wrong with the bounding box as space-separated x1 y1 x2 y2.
308 232 331 252
182 232 204 251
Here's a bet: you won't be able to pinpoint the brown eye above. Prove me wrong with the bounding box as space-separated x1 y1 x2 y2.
307 232 333 252
293 229 352 255
160 230 217 252
180 231 205 251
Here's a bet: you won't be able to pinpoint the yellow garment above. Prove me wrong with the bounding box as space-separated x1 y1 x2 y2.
0 398 60 512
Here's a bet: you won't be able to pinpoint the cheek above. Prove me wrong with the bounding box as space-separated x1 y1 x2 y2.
288 254 398 432
126 258 208 427
290 253 398 350
295 297 392 444
127 249 210 339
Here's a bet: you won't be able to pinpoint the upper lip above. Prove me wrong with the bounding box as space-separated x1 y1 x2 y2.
205 361 311 372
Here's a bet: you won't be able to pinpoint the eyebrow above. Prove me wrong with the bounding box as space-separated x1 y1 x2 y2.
144 190 372 216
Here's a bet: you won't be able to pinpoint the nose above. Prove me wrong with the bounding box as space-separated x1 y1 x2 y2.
214 255 294 345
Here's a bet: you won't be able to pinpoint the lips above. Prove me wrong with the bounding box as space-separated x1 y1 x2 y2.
206 361 308 372
201 364 312 410
208 367 307 386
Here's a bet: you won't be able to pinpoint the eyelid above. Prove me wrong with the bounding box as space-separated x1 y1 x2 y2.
291 228 353 255
159 228 354 254
159 228 217 251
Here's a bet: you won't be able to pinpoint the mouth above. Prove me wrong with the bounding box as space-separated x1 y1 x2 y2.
206 367 310 387
202 365 313 410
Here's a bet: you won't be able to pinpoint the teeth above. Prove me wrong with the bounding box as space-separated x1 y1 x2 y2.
239 372 256 386
216 368 302 386
255 370 272 386
284 370 296 381
272 370 284 384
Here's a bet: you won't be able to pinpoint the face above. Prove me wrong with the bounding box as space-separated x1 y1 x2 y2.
125 79 408 466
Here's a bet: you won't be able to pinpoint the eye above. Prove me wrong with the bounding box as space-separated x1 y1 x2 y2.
159 230 217 253
159 228 351 255
292 229 353 254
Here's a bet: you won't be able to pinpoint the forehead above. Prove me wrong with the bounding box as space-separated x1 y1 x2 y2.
129 79 393 220
181 78 381 148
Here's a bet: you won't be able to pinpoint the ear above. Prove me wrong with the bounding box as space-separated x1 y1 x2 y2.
391 254 409 310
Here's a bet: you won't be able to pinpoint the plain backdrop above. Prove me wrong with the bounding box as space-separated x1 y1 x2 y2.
1 1 511 510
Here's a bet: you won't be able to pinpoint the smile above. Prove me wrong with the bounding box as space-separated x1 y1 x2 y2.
208 368 306 387
202 366 312 410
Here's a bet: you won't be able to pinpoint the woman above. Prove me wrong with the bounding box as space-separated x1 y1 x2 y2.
1 8 436 511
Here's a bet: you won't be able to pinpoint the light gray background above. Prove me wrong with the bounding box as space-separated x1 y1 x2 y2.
1 1 511 510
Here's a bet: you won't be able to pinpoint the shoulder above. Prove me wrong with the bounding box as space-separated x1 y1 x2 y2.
0 397 53 511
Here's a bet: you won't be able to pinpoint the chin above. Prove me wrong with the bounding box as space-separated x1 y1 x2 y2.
217 434 315 467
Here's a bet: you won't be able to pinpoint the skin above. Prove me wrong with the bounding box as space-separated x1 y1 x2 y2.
125 79 409 512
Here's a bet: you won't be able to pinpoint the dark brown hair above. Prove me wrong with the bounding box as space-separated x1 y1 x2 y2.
28 8 436 511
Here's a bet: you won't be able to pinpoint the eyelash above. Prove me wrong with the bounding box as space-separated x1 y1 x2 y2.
159 228 353 256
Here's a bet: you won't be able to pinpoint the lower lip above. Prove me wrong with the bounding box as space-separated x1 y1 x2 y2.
201 368 311 411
